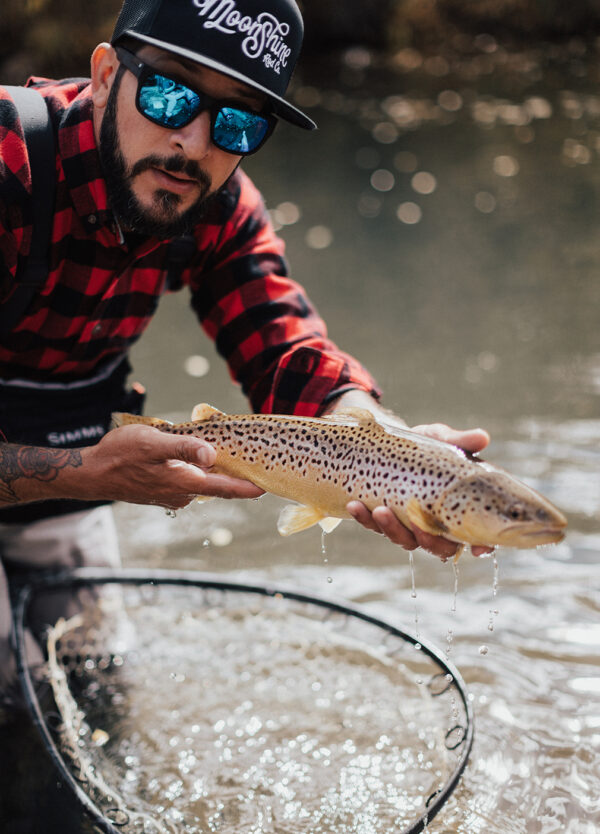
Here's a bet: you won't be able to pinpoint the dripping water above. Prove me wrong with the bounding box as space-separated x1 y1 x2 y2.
487 554 500 632
451 560 460 613
409 551 420 640
321 529 333 584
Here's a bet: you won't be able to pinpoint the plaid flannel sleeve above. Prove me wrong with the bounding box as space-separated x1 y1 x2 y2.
190 171 381 416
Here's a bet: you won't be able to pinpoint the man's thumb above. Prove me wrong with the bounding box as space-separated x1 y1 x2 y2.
173 438 216 467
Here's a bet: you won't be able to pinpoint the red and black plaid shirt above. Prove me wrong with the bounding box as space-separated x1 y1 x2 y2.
0 78 380 415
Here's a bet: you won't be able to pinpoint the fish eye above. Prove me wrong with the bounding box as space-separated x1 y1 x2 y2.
506 503 528 521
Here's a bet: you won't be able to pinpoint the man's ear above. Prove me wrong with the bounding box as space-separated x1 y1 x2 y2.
91 43 119 109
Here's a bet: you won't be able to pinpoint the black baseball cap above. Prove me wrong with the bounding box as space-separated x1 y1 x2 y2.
111 0 317 130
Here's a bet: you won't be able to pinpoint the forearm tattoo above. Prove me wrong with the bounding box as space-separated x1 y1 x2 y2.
0 444 83 504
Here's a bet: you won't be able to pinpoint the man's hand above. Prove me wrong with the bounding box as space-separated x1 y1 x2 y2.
74 424 264 510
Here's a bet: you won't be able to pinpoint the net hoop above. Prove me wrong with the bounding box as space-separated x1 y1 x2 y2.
12 567 474 834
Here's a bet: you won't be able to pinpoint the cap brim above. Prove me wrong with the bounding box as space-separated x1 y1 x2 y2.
119 32 317 130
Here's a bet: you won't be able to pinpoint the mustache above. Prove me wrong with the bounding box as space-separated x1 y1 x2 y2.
129 155 212 190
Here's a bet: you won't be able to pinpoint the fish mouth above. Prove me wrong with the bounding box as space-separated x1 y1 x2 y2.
497 525 566 546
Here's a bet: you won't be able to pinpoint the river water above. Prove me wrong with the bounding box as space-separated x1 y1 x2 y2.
111 37 600 834
5 36 600 834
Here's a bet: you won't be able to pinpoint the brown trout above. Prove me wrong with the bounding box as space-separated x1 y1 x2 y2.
112 404 567 549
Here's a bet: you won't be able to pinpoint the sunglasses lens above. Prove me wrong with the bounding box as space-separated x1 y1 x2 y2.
213 107 270 154
138 73 199 128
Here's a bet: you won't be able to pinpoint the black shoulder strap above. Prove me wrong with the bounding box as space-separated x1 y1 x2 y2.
166 234 197 290
0 85 56 335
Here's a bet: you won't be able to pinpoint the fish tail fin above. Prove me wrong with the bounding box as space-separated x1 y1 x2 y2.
111 413 173 430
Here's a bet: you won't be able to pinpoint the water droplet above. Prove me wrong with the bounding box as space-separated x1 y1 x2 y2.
409 552 420 639
451 561 460 613
479 645 489 655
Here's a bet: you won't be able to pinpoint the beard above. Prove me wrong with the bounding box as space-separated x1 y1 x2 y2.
98 71 217 239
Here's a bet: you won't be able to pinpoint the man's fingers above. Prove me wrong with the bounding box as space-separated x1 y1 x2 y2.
408 523 461 560
347 500 383 534
347 501 493 561
348 502 419 549
471 544 495 557
163 436 216 468
411 423 490 454
371 506 419 549
199 473 265 500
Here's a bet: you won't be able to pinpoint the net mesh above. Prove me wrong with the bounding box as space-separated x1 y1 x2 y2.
31 579 471 834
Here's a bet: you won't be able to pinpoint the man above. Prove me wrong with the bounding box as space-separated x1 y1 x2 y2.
0 0 491 697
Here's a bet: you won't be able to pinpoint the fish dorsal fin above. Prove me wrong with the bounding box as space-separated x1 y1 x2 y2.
191 403 225 421
327 407 378 425
405 497 449 537
111 413 172 430
277 504 342 537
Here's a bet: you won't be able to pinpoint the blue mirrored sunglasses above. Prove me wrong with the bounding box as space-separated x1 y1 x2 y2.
115 47 276 156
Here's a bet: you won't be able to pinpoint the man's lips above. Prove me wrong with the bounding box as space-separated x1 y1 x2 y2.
150 167 199 195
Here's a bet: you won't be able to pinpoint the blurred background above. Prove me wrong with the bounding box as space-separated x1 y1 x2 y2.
1 2 600 833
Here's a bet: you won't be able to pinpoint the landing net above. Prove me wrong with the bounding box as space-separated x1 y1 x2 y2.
13 568 473 834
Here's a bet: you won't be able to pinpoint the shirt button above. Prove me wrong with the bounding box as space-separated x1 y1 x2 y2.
88 214 97 225
92 324 102 335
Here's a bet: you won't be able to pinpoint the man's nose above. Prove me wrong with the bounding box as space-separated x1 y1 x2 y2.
167 110 212 159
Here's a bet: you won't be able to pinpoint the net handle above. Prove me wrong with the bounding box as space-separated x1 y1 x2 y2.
12 567 475 834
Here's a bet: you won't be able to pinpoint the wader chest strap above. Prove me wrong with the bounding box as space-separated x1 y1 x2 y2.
0 86 56 336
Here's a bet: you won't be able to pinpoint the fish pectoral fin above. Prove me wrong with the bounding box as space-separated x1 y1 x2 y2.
191 403 226 421
277 504 340 536
111 413 172 429
405 497 449 537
